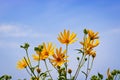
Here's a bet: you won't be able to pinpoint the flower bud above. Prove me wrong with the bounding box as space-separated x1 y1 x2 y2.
83 28 88 34
20 43 30 50
36 68 41 73
85 58 87 61
91 52 96 58
57 65 60 69
68 69 72 74
77 57 80 61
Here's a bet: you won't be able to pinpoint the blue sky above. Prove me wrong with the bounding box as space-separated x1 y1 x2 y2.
0 0 120 79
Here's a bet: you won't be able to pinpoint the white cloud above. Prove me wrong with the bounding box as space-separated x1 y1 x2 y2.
109 28 120 34
101 27 120 35
0 24 52 38
0 24 27 37
0 24 53 48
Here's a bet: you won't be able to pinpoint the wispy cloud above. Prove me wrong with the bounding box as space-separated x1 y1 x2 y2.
108 28 120 34
0 24 52 38
0 24 53 48
0 24 27 37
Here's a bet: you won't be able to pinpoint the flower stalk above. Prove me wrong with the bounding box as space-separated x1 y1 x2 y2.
44 59 53 80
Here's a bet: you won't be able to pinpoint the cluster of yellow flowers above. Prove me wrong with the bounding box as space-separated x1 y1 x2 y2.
80 29 99 57
16 29 99 80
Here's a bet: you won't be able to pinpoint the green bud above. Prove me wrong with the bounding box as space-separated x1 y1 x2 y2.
24 43 29 48
85 58 87 61
34 45 43 52
34 47 39 51
20 43 30 50
77 57 80 61
83 28 88 34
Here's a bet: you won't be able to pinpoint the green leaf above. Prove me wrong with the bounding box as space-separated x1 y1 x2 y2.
82 71 87 76
75 49 83 53
98 73 103 79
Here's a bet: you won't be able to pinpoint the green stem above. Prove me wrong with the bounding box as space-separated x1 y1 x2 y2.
89 58 94 72
38 54 40 68
25 49 32 67
86 58 94 80
74 33 87 80
118 75 120 80
90 58 94 70
70 73 72 80
25 67 32 77
37 53 40 77
74 54 83 79
65 44 68 79
24 57 37 78
85 55 90 80
74 54 86 80
114 74 118 80
48 58 57 71
44 60 53 80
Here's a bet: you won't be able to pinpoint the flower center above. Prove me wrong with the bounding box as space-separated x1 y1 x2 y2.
44 52 49 56
56 58 61 62
65 39 69 43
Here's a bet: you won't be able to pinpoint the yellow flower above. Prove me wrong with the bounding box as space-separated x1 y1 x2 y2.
50 47 67 67
57 29 77 45
80 37 90 49
17 58 28 69
32 54 40 61
32 42 55 61
80 37 99 55
88 29 99 40
41 42 55 59
89 39 99 48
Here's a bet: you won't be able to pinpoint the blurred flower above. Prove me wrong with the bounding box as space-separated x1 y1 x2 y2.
17 58 28 69
89 39 99 48
33 42 55 60
107 68 113 79
57 29 77 45
80 30 99 56
88 30 99 40
50 47 67 67
80 37 90 49
32 54 40 61
80 37 99 49
80 37 92 55
41 42 55 59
